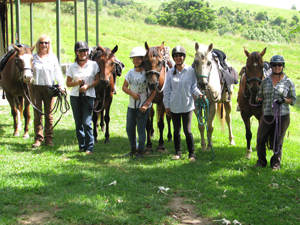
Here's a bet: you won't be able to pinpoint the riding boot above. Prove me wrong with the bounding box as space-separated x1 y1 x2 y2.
135 149 144 159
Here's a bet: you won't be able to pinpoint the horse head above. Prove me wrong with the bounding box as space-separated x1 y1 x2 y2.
144 42 165 90
193 42 213 90
244 47 267 95
92 44 118 89
13 44 35 83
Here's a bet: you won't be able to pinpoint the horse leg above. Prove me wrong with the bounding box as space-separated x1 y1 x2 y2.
224 101 235 146
104 108 111 143
23 97 31 139
100 111 105 132
156 104 166 152
17 96 23 132
206 102 217 151
92 111 99 143
6 94 20 137
193 109 206 151
145 108 154 151
241 111 252 159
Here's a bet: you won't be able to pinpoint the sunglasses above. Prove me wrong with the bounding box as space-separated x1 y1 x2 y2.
174 54 184 58
78 49 88 53
272 63 283 67
40 41 49 45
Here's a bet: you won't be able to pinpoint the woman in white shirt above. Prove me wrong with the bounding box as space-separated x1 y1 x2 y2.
163 45 203 162
31 35 64 147
66 41 100 154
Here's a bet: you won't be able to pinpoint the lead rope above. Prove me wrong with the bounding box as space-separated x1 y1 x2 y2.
195 95 215 161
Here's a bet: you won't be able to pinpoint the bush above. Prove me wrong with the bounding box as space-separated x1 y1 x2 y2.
145 16 157 25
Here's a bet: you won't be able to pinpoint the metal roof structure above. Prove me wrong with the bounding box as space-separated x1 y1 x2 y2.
0 0 100 63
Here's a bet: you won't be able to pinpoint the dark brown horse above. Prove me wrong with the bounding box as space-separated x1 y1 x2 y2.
143 42 172 152
1 44 35 138
237 47 267 159
90 44 118 143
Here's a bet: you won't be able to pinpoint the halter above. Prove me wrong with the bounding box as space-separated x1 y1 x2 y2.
145 58 167 93
15 53 33 79
241 66 264 98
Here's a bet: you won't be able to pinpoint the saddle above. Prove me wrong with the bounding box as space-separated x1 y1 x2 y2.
212 49 238 97
0 44 30 72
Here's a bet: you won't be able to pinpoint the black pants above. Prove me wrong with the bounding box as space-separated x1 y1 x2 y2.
171 111 195 158
256 114 290 168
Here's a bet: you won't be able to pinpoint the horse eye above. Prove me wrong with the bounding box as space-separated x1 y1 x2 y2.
207 61 211 66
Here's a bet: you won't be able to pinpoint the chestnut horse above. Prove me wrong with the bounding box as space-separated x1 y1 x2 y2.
193 42 235 151
1 44 35 138
90 44 118 143
238 47 267 159
143 42 172 152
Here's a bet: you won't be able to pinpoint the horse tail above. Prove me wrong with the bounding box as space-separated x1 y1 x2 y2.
217 103 225 131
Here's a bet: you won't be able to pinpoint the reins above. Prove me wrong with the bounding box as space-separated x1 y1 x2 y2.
262 101 282 155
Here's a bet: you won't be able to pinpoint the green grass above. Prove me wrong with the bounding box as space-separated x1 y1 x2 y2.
1 1 300 224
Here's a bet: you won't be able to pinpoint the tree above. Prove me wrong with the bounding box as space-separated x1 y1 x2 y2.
157 0 217 31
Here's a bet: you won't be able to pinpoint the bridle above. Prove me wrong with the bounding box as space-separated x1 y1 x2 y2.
15 52 33 81
242 65 264 98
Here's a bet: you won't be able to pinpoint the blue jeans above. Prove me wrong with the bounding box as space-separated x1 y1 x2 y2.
70 96 94 152
126 107 150 151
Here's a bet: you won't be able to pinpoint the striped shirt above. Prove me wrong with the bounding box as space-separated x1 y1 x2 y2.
257 73 296 116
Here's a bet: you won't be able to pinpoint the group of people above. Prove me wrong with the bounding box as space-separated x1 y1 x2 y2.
30 34 296 169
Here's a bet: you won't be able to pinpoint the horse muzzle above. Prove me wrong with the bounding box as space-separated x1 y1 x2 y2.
99 79 109 88
147 80 159 90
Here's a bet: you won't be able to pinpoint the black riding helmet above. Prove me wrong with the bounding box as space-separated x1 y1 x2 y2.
172 45 186 59
270 55 285 67
74 41 89 53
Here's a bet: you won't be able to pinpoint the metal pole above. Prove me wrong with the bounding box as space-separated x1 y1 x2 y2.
30 3 33 46
15 0 20 43
56 0 61 64
75 0 77 43
10 0 13 44
96 0 99 45
84 0 88 44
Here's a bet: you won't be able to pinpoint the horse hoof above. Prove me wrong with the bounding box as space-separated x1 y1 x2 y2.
13 133 20 137
230 140 236 146
104 139 110 143
168 139 172 142
245 154 251 159
145 148 153 155
157 146 168 153
23 134 30 139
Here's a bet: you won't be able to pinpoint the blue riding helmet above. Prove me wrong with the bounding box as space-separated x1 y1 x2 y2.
270 55 285 66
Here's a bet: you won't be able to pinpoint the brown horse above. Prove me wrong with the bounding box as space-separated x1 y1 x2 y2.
193 42 235 151
143 42 172 152
90 44 118 143
1 44 35 138
238 47 267 159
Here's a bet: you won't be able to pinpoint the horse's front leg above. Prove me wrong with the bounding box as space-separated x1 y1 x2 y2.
104 107 110 143
23 97 31 139
193 109 206 151
145 107 154 151
6 94 20 137
224 101 235 146
100 111 105 132
166 113 172 142
157 113 165 152
207 102 217 151
241 110 252 159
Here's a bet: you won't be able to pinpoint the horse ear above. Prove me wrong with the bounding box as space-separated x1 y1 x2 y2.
244 47 250 57
208 43 213 52
12 44 20 52
111 45 118 54
30 45 36 52
97 43 105 52
145 42 150 51
195 42 199 51
260 47 267 57
159 42 164 51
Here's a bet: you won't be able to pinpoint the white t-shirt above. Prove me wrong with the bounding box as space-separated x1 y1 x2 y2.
125 69 152 109
66 60 100 98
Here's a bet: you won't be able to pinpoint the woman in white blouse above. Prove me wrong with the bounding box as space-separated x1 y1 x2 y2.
31 35 64 147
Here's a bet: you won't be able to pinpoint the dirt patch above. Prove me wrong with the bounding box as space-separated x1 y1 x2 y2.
166 197 215 225
19 211 54 225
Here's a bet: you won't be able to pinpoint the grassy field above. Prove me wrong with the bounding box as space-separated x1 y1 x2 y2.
1 1 300 225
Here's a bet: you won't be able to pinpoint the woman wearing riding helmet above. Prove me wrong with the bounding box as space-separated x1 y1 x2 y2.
66 41 100 154
122 46 156 159
255 55 296 170
163 45 203 162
